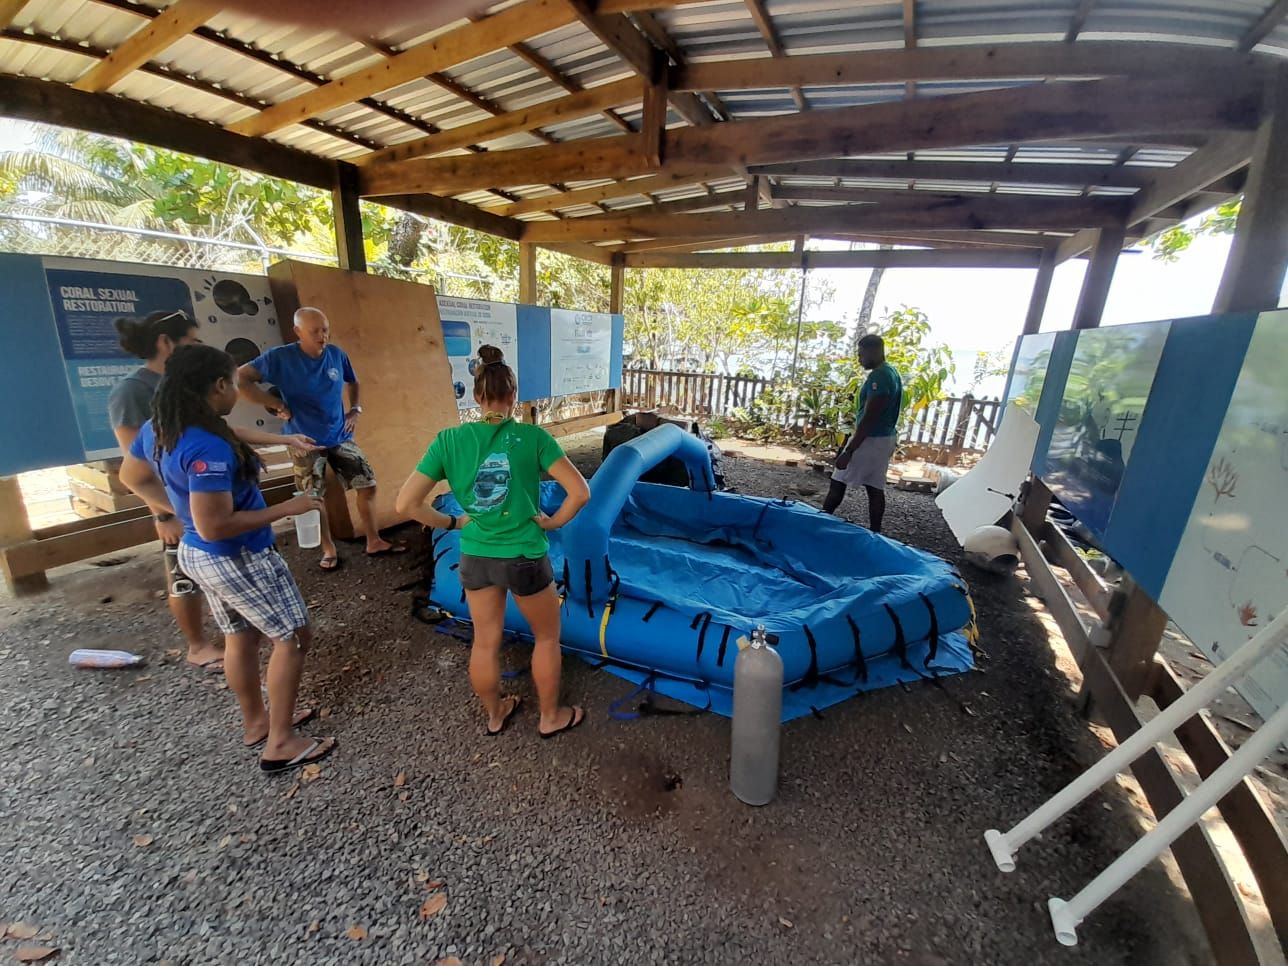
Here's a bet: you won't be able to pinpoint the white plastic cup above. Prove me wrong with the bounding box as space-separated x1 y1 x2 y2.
292 491 322 549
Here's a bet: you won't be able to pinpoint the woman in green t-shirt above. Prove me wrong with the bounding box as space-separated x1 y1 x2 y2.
396 346 591 739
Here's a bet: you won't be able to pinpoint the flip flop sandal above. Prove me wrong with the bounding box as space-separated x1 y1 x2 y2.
260 736 337 774
539 705 585 740
485 696 522 737
186 657 225 675
365 544 408 558
244 707 319 749
319 555 342 572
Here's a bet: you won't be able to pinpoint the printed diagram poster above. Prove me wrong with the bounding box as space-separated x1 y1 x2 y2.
550 308 612 397
1160 309 1288 718
1042 321 1170 538
43 258 283 458
436 297 518 411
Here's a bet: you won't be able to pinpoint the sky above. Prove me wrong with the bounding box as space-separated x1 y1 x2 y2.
805 234 1288 397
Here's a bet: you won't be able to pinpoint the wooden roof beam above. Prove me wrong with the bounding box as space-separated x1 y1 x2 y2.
1239 0 1288 52
743 0 808 110
355 78 643 165
497 166 737 217
0 0 31 30
562 0 714 127
670 43 1270 93
519 195 1131 243
507 37 634 134
1065 0 1098 43
72 0 218 93
623 249 1044 269
750 158 1180 190
228 0 575 137
360 75 1261 196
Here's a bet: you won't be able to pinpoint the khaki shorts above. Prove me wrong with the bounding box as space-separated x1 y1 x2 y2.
832 435 898 489
292 440 376 495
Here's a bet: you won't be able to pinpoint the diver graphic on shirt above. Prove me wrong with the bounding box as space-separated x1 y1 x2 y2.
471 452 511 512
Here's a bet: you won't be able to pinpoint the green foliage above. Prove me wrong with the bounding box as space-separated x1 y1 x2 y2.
735 304 955 449
1150 198 1240 262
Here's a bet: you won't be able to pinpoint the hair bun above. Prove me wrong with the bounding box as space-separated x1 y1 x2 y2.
477 344 504 366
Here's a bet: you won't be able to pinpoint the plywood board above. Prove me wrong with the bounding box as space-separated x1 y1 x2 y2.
267 261 458 537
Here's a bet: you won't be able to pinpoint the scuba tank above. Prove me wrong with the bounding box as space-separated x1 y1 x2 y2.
730 625 784 806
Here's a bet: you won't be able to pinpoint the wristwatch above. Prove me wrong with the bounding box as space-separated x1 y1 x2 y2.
349 405 364 415
155 511 175 523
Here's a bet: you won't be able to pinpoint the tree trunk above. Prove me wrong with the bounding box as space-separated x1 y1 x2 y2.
387 212 425 268
851 246 891 354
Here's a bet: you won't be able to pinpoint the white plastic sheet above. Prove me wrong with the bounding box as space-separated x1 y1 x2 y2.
936 405 1040 545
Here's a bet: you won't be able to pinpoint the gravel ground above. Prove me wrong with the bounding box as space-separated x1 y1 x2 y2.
0 432 1213 965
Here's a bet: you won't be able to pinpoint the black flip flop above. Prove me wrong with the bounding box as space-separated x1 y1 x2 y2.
244 707 319 749
485 696 522 737
260 736 337 774
539 705 585 740
319 555 342 572
365 543 408 558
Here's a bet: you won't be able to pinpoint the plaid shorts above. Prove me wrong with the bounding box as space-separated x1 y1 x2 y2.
177 543 309 641
292 440 375 495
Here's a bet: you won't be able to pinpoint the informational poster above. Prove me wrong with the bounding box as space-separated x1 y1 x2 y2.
550 307 613 397
1004 331 1056 416
1042 321 1170 538
1160 309 1288 718
436 296 519 411
42 258 283 458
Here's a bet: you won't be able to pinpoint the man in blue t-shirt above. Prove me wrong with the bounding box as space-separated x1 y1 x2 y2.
237 307 401 569
823 334 903 533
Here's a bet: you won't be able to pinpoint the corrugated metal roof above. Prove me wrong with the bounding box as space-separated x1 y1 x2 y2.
0 0 1283 240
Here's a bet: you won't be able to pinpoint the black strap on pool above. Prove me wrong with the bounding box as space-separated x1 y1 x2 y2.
692 611 713 662
583 559 595 619
845 615 869 682
917 592 941 666
803 624 820 683
884 603 910 670
642 601 663 623
715 624 732 667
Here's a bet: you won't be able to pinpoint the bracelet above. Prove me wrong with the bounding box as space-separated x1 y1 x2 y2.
446 514 457 531
155 512 175 523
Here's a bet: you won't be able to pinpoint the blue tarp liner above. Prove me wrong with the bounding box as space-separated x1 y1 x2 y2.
424 424 977 721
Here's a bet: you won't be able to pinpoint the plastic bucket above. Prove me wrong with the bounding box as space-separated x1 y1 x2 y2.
292 492 322 548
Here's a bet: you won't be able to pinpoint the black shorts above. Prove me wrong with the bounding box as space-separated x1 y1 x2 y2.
458 554 554 598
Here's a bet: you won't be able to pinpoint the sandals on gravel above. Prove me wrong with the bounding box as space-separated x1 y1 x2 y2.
365 543 408 558
260 736 337 774
319 555 342 572
186 657 225 675
244 707 318 749
485 696 522 737
539 705 585 740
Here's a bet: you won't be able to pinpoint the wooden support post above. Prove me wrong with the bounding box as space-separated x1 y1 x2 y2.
642 51 668 169
1022 246 1057 335
609 254 625 315
332 162 367 273
1099 575 1169 701
1213 64 1288 314
1019 474 1052 534
519 242 538 303
744 175 762 212
1071 223 1125 329
0 476 47 595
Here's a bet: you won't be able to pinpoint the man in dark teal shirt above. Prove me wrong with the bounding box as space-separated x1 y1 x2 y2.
823 334 903 533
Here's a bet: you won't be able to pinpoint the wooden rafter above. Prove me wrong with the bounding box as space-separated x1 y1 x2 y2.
227 0 575 137
903 0 917 99
498 167 737 217
506 35 633 134
769 184 1040 206
1239 0 1288 52
561 0 713 127
743 0 808 110
355 78 643 166
670 43 1268 93
518 195 1131 243
1065 0 1098 43
358 76 1261 197
72 0 218 93
0 0 30 30
622 249 1043 269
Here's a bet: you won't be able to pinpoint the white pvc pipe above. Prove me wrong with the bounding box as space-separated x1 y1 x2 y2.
984 605 1288 872
1047 695 1288 946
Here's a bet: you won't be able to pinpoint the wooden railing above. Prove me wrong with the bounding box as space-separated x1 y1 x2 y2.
621 367 999 453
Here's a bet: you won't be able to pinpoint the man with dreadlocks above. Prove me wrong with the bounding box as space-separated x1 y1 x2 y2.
119 344 337 774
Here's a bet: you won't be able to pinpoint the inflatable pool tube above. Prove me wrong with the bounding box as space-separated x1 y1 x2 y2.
423 424 978 721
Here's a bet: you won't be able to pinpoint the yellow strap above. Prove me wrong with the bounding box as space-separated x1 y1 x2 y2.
599 602 613 657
